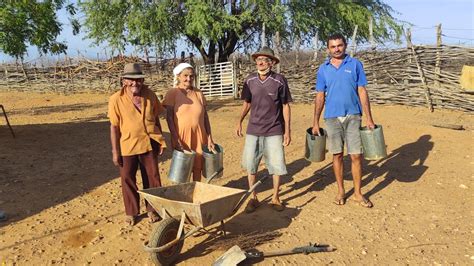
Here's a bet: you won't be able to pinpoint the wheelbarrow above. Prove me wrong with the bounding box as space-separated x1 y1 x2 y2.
138 176 268 265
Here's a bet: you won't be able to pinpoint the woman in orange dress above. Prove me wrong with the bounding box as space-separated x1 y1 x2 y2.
163 63 216 181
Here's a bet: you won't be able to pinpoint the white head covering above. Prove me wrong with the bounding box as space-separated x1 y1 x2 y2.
173 63 193 76
173 63 194 87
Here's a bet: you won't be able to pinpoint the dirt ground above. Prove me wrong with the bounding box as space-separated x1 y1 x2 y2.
0 91 473 265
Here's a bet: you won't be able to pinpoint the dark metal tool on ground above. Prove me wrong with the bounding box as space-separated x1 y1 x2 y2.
213 242 336 266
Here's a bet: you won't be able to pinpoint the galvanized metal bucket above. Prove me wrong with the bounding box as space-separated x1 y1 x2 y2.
168 149 196 184
304 127 326 162
202 144 224 183
360 125 387 160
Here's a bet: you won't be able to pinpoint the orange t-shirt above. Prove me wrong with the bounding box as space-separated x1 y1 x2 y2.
108 86 166 156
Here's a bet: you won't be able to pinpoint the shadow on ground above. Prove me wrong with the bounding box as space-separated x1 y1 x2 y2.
0 120 171 228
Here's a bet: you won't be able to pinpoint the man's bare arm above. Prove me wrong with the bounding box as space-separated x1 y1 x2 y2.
110 124 122 167
312 92 325 135
358 86 375 129
282 103 291 146
236 101 251 137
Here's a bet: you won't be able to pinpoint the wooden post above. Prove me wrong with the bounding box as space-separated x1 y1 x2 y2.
312 31 319 62
144 46 150 63
410 45 434 112
294 35 301 66
369 15 375 50
274 31 281 73
350 25 358 57
20 59 29 82
261 23 266 48
405 27 412 63
4 64 8 85
404 27 412 86
434 23 442 88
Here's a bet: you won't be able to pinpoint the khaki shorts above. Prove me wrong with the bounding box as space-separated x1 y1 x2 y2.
325 115 363 154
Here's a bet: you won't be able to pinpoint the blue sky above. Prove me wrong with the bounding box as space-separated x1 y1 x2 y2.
1 0 473 63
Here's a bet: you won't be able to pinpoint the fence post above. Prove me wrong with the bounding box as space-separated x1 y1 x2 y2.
312 31 319 62
369 15 375 50
435 23 442 88
295 35 301 66
4 63 8 86
350 25 358 57
274 31 281 73
404 27 413 86
410 45 434 112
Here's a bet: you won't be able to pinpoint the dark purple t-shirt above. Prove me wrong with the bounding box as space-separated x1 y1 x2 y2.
241 71 292 136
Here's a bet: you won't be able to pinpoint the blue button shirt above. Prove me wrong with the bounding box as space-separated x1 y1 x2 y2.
315 54 367 119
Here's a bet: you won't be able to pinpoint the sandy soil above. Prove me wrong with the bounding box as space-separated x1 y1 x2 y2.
0 91 473 265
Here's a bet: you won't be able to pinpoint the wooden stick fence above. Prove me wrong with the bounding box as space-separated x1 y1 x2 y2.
0 45 473 112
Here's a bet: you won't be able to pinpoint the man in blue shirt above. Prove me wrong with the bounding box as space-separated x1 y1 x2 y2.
312 33 375 208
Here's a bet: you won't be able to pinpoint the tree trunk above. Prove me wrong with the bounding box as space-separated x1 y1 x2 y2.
187 31 239 65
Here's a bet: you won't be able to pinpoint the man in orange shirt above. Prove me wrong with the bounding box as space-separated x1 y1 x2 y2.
108 63 166 226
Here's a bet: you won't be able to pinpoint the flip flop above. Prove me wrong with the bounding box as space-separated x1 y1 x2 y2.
333 197 346 205
352 197 373 208
245 199 259 213
148 212 161 223
125 215 137 226
270 202 285 212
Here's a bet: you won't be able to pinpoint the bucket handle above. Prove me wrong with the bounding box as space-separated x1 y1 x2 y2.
205 168 224 184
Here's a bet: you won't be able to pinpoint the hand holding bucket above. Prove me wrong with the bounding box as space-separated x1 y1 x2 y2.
305 127 326 162
360 124 387 160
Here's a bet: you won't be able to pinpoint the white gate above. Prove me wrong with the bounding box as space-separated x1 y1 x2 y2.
197 61 237 98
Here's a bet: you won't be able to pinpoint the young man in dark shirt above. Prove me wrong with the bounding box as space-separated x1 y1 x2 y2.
236 47 292 212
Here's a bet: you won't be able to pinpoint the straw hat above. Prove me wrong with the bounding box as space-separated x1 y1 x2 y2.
122 63 146 79
251 46 280 64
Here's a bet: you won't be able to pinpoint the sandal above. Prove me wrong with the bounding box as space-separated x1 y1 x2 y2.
245 199 260 213
125 215 137 226
352 197 373 208
147 211 161 223
270 201 285 212
333 197 346 206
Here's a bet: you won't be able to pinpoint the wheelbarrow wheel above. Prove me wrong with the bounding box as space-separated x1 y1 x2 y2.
149 217 184 265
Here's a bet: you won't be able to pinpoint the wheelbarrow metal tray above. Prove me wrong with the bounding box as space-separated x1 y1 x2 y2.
139 182 246 228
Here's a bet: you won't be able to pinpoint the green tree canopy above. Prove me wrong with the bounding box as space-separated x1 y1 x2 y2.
0 1 75 61
79 0 403 64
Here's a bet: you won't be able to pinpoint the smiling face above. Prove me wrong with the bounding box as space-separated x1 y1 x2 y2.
177 68 194 89
123 78 144 95
327 38 346 60
255 56 273 71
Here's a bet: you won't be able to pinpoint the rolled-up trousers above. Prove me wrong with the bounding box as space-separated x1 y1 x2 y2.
119 140 161 216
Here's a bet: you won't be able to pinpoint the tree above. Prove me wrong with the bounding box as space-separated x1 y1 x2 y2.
0 1 76 61
79 0 403 64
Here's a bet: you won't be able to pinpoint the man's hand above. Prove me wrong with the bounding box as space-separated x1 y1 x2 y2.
159 145 164 155
236 123 243 137
283 132 291 146
366 119 376 130
312 124 321 136
112 152 123 167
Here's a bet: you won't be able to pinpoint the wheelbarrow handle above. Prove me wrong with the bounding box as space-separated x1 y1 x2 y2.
231 175 269 214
